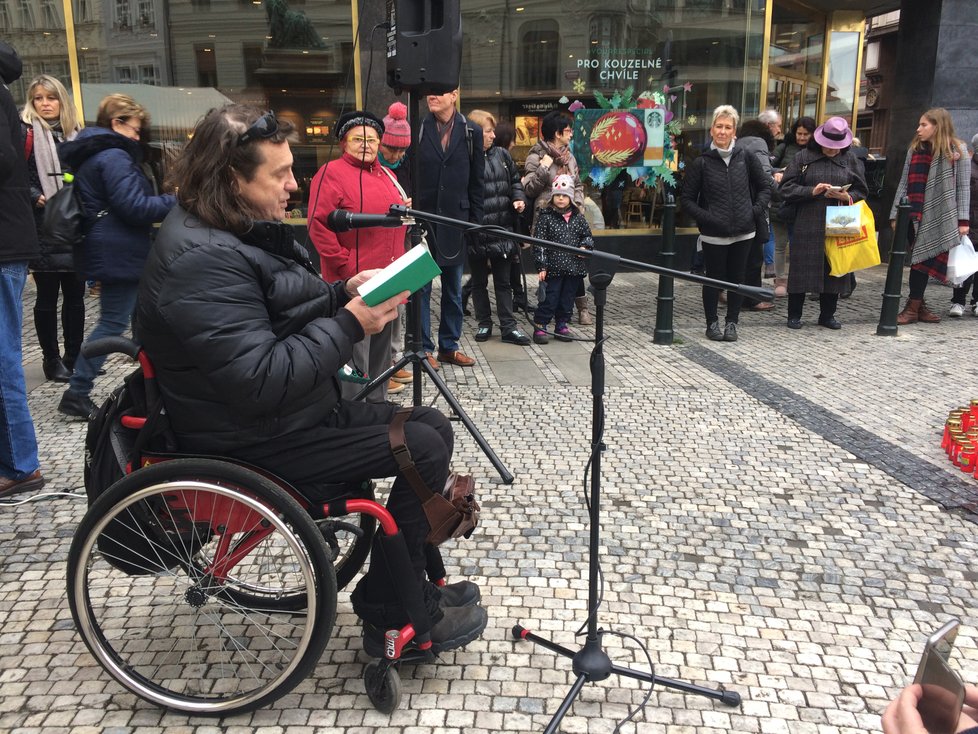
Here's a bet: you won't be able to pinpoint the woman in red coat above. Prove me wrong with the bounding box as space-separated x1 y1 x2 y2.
309 111 408 402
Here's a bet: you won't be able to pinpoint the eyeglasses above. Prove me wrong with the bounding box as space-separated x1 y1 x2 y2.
348 136 380 146
238 111 279 146
114 118 141 138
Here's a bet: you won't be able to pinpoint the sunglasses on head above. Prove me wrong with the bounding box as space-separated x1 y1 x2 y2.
237 111 279 146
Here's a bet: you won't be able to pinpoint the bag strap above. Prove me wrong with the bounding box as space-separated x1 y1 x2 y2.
389 406 436 501
24 126 33 160
379 164 408 203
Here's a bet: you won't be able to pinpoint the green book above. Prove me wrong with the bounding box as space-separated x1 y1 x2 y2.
357 244 442 307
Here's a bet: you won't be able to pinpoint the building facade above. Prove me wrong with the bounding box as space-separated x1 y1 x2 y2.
17 0 976 258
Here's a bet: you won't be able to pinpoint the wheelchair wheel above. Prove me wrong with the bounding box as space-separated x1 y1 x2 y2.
67 458 336 716
364 660 402 714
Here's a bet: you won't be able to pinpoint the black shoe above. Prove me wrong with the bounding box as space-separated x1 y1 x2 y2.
723 322 738 342
428 580 481 608
786 318 802 330
706 321 723 341
475 326 492 342
42 358 71 382
818 317 842 330
362 604 488 658
58 389 97 420
500 329 531 346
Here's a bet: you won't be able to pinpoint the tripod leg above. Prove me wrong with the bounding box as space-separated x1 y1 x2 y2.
543 674 588 734
610 663 741 706
416 354 515 484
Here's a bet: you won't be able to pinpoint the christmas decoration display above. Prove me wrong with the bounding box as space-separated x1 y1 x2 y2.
569 82 690 190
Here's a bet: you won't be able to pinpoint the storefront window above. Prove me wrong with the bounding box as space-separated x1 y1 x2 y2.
824 30 860 122
5 0 357 213
461 0 766 232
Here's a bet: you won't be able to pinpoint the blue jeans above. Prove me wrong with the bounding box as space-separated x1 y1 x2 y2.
68 282 139 397
764 227 775 266
0 262 39 480
421 264 463 353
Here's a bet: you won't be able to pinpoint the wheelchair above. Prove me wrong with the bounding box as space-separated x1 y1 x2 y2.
67 337 441 716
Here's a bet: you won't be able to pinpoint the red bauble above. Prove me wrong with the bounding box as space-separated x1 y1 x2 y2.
589 111 647 167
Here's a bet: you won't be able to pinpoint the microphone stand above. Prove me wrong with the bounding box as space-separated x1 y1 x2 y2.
351 89 515 485
386 203 758 729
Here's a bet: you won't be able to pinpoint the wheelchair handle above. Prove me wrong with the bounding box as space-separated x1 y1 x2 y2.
81 336 141 360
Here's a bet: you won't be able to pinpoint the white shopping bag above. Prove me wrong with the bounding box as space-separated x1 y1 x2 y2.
948 234 978 286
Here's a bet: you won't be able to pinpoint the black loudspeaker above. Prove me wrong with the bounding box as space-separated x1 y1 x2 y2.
385 0 462 95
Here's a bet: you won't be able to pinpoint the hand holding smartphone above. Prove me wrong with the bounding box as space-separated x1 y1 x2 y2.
913 619 964 733
827 184 852 192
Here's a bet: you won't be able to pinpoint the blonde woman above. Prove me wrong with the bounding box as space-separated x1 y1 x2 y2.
21 75 82 381
680 105 771 342
56 94 176 419
889 107 970 324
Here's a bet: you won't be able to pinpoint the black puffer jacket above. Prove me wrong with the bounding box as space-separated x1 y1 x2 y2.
532 202 593 278
472 146 526 259
133 207 363 456
0 42 38 264
680 146 772 238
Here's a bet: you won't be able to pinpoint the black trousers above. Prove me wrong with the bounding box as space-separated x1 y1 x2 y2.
469 254 517 331
701 238 752 325
741 234 765 308
232 400 453 603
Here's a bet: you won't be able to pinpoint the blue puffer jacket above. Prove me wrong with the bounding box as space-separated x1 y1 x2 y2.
59 127 175 283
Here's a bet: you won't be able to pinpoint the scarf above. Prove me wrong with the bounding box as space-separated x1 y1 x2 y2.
544 140 571 168
711 140 735 166
33 119 66 200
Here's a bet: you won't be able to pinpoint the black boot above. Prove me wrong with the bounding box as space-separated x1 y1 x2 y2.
352 579 488 658
34 307 71 382
62 302 86 372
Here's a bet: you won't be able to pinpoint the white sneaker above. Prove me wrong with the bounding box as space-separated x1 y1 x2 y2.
949 303 965 317
972 304 978 316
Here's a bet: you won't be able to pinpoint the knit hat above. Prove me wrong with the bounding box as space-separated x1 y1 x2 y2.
551 174 574 197
335 110 384 142
382 102 411 148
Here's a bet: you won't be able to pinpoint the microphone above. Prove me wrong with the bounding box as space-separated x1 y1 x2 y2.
326 209 405 233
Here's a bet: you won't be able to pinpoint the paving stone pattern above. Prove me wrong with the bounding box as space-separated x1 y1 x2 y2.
2 265 978 733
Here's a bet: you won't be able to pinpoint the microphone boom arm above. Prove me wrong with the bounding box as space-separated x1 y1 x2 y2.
388 205 772 301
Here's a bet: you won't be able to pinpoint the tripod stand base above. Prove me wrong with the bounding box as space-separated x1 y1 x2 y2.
513 624 741 731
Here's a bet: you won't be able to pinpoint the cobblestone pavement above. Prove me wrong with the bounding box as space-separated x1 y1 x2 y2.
3 265 978 733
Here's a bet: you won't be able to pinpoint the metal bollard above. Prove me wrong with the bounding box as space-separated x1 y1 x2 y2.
653 194 677 344
877 196 910 336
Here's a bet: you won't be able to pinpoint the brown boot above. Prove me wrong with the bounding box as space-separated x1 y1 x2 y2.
896 298 921 325
575 295 592 325
917 300 941 323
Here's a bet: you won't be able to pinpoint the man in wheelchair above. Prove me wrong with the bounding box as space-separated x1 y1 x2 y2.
132 104 487 656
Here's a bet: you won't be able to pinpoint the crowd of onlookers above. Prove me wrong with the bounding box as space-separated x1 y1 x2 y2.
3 40 978 499
681 104 978 342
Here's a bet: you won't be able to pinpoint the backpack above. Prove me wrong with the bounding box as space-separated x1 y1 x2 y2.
84 368 187 576
40 173 87 249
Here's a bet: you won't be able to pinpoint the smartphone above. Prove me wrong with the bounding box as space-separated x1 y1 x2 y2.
827 184 852 192
913 619 965 734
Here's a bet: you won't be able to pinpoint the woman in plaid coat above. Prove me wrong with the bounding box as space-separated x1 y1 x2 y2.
888 107 970 324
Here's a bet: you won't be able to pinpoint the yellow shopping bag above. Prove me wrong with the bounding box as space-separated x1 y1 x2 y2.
825 200 879 277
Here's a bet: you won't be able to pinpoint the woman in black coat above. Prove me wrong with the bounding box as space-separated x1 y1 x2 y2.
466 110 531 345
779 117 867 330
681 105 771 343
21 74 83 382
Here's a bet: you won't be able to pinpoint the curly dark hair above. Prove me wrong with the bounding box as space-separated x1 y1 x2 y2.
789 116 817 144
165 104 295 235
